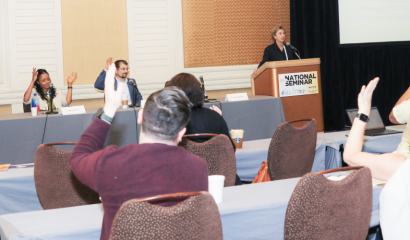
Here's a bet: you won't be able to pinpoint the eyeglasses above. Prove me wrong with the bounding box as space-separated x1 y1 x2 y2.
117 68 130 71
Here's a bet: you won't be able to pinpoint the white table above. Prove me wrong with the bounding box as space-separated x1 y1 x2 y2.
0 172 382 240
0 165 42 215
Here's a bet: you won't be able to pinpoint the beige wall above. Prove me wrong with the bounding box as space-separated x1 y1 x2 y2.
0 105 12 115
61 0 129 85
1 0 274 114
182 0 290 68
71 98 104 109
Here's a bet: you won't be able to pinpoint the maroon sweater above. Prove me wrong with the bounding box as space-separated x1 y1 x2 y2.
70 119 209 240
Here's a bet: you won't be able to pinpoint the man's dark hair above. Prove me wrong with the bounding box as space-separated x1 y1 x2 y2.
167 73 204 109
115 60 128 69
142 87 192 141
34 69 56 100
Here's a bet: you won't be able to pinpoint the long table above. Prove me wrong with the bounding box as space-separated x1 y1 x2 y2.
0 136 335 215
0 96 286 165
2 125 404 215
0 171 382 240
318 125 406 154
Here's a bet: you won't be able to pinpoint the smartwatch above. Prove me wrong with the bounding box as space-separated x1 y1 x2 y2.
95 108 114 124
356 113 369 123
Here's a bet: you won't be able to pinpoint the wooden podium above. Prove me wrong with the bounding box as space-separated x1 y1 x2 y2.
251 58 324 132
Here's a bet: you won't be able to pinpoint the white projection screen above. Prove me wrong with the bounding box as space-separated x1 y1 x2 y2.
339 0 410 44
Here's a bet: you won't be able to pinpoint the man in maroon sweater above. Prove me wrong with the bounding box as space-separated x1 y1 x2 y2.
70 63 209 240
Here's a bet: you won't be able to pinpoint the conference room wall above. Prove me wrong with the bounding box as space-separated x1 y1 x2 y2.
0 105 11 115
181 0 291 68
0 0 282 113
60 0 129 86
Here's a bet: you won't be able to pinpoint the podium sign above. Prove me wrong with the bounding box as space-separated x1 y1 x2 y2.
251 58 324 131
278 71 319 97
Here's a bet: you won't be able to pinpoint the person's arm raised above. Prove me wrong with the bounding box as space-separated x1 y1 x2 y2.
69 64 122 191
103 63 123 118
343 77 405 181
23 68 38 102
65 72 77 105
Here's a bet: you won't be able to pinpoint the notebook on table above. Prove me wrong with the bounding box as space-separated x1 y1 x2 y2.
346 107 403 136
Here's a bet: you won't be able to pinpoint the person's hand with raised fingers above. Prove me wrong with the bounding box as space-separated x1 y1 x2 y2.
103 63 123 118
253 69 258 75
210 105 222 116
357 77 379 116
67 72 77 86
105 57 112 71
32 67 38 83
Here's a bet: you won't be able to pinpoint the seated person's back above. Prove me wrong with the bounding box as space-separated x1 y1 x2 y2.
166 73 236 151
70 65 208 240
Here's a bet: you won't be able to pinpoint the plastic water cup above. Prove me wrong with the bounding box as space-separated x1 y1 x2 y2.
122 93 128 109
140 99 146 109
208 175 225 203
31 107 37 116
230 129 244 149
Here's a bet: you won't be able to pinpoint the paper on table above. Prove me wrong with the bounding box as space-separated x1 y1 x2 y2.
327 175 386 187
327 175 347 181
372 178 387 187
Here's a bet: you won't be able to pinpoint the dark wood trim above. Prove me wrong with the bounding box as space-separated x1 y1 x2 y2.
183 133 219 138
134 191 205 203
43 142 77 146
315 166 364 175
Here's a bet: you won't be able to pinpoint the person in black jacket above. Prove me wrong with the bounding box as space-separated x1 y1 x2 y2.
166 73 243 185
253 26 294 74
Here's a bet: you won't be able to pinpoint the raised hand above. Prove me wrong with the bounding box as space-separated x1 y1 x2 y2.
105 57 113 71
210 105 222 116
67 72 77 86
32 67 38 82
103 63 123 118
358 77 379 116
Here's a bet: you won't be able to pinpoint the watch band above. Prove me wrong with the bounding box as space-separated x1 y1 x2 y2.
355 113 369 123
96 108 114 124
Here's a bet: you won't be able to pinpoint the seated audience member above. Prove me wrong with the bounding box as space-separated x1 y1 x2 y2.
70 64 208 240
23 68 77 110
343 77 408 239
389 87 410 157
94 57 142 106
167 73 243 185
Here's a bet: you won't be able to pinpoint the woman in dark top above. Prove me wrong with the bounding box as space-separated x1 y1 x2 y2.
253 26 294 74
166 73 242 185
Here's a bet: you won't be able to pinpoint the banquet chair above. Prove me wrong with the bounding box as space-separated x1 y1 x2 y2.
108 191 223 240
284 166 372 239
267 119 317 180
23 103 31 113
179 133 236 186
34 142 100 210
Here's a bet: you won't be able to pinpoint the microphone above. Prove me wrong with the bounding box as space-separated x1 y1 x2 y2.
129 79 137 88
199 76 205 92
199 76 209 102
46 83 57 114
48 83 53 93
286 42 301 59
128 80 139 107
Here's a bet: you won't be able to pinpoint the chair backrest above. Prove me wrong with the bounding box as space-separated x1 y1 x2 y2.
34 142 100 210
267 119 317 180
179 134 236 187
284 167 372 240
23 103 31 113
108 191 223 240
